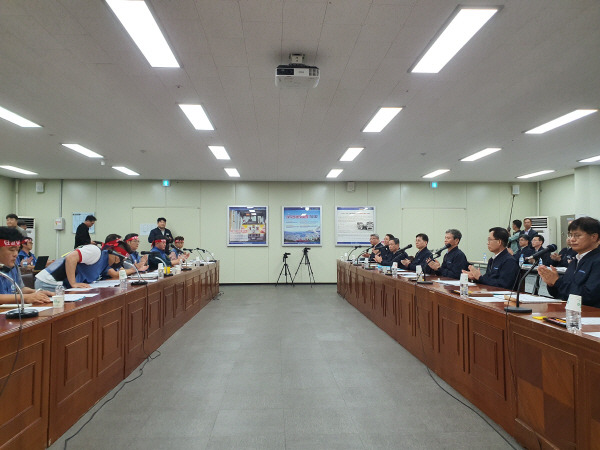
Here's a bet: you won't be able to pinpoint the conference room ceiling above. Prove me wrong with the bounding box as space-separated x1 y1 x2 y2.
0 0 599 183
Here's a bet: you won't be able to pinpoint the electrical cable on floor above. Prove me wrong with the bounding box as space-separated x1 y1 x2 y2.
413 286 520 450
0 292 23 399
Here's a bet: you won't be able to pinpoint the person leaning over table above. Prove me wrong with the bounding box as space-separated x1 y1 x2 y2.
374 237 407 266
463 227 520 290
538 216 600 308
400 233 433 273
0 227 53 305
426 228 469 279
35 239 123 291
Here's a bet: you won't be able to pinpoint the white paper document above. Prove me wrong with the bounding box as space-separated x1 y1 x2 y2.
89 280 120 288
469 296 503 303
64 294 98 302
436 280 476 287
584 332 600 338
582 317 600 325
501 293 563 303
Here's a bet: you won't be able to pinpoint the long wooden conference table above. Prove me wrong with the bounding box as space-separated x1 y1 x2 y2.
0 263 219 449
337 260 600 450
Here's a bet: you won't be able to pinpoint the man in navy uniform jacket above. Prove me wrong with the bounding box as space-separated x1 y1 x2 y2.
464 227 520 290
374 238 407 266
427 229 469 279
539 216 600 308
512 235 534 262
401 233 433 273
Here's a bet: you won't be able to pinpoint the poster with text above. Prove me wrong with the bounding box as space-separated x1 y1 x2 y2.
282 206 322 246
227 206 268 246
335 206 375 245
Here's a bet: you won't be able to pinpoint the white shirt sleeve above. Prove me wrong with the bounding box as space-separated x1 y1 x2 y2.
77 245 102 265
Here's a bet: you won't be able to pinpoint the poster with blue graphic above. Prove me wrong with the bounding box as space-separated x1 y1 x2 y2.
282 206 322 246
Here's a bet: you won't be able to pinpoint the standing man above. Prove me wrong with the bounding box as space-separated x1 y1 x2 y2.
74 215 97 248
0 227 53 304
539 217 600 307
148 217 174 251
400 233 432 272
521 218 538 242
507 220 522 253
427 229 469 279
6 213 27 237
464 227 520 290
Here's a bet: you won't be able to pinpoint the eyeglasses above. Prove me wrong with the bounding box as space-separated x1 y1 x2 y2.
487 238 499 242
567 233 586 239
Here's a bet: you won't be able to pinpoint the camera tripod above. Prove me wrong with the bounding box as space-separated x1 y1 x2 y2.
276 252 294 286
292 247 315 286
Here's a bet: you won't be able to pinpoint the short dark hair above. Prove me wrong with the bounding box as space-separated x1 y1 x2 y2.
5 213 18 220
85 215 96 222
489 227 509 247
533 235 545 244
524 217 532 222
124 233 139 241
512 219 522 228
391 237 399 245
568 216 600 237
157 217 166 223
104 233 121 243
17 219 26 227
385 234 395 240
0 226 23 241
446 229 462 241
174 236 184 241
519 234 531 242
416 233 429 242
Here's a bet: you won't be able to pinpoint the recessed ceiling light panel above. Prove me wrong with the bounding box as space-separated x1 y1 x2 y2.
460 147 501 162
179 104 214 130
209 146 230 160
225 168 240 177
422 169 450 179
525 109 597 134
327 169 343 178
62 144 103 158
0 165 38 175
517 170 555 179
0 105 41 128
113 166 139 176
362 107 402 133
340 147 364 162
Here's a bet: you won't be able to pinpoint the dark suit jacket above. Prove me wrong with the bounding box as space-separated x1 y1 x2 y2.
548 247 600 307
148 227 174 250
74 222 91 248
381 250 408 267
407 247 433 273
432 247 469 279
478 248 520 290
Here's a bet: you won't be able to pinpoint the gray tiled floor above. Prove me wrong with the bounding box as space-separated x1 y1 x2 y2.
50 285 522 450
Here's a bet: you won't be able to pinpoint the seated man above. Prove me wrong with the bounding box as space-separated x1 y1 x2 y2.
0 227 53 304
17 237 37 267
361 234 384 262
550 244 577 267
170 236 190 265
378 234 395 261
124 233 148 268
427 229 469 279
527 235 552 266
100 235 147 279
374 238 407 266
539 216 600 307
463 227 520 290
35 239 125 290
512 235 534 261
400 233 432 273
148 238 172 271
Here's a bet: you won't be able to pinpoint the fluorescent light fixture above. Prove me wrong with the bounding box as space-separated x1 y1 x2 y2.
208 146 230 160
106 0 179 68
517 170 555 179
0 105 41 127
0 165 38 175
326 169 343 178
422 169 449 179
363 107 402 133
579 155 600 163
340 147 364 162
62 144 103 158
113 166 139 176
460 147 501 162
225 168 240 177
411 7 498 73
525 109 597 134
179 104 214 130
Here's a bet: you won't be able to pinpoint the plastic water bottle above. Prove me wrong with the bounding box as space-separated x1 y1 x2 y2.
119 268 127 290
519 254 524 266
343 252 348 261
363 258 369 269
459 273 469 298
22 260 28 269
54 284 65 308
158 263 164 279
482 253 487 263
565 294 582 332
55 284 65 296
391 262 398 277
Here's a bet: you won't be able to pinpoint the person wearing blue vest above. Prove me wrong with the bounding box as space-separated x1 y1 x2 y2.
34 237 125 291
148 238 171 271
427 229 470 279
169 236 190 265
401 233 433 273
464 227 520 290
539 216 600 308
17 237 37 267
0 227 53 305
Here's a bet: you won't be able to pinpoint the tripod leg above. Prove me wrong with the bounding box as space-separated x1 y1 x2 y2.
292 254 305 283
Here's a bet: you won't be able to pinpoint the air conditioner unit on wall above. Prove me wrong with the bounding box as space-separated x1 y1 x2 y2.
529 215 556 246
19 216 36 253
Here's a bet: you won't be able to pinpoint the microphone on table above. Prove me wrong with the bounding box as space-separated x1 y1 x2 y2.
121 259 147 286
431 243 452 258
0 264 39 319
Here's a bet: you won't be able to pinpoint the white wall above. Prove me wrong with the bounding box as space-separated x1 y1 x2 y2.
0 176 16 220
10 178 539 283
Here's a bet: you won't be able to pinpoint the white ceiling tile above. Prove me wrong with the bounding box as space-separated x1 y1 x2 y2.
239 0 283 23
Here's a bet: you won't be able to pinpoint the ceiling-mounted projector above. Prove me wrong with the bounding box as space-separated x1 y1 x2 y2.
276 53 319 88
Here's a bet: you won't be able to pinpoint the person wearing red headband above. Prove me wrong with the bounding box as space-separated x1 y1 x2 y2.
170 236 190 265
124 233 148 268
0 227 53 304
148 238 171 271
35 234 126 290
147 217 173 252
17 237 37 267
100 236 147 279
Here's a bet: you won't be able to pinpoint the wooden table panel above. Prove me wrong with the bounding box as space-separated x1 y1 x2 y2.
124 288 146 377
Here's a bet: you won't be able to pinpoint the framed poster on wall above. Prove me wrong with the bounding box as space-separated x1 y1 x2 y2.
282 206 322 246
227 206 268 246
335 206 375 246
